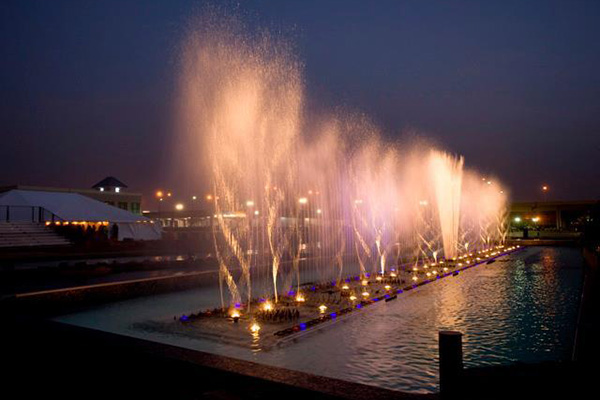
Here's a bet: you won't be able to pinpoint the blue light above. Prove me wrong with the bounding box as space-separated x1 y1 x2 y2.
366 273 371 277
234 303 241 308
384 294 390 298
373 298 379 302
288 290 295 296
180 315 189 321
330 312 337 319
397 289 403 293
299 323 307 331
345 278 351 283
356 304 362 309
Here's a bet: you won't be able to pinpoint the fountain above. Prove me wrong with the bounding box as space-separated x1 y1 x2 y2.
175 11 512 344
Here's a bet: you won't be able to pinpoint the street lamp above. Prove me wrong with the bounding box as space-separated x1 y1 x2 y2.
298 198 308 254
532 216 541 238
542 185 549 202
175 203 184 211
156 190 164 218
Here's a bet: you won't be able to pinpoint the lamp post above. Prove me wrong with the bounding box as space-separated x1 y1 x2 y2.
532 216 541 238
542 185 549 203
299 197 308 254
191 196 197 226
156 190 164 220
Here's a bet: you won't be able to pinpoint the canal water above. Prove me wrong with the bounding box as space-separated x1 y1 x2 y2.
55 246 583 393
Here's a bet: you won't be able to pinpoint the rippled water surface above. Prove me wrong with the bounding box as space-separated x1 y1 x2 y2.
57 247 583 393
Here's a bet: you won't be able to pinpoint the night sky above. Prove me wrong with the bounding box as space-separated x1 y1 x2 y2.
2 0 599 208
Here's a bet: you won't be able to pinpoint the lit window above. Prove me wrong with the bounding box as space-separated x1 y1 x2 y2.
99 187 104 192
115 187 120 193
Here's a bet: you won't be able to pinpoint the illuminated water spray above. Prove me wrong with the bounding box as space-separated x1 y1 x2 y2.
177 11 510 309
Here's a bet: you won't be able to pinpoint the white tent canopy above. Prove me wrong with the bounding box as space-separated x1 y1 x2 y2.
0 189 161 240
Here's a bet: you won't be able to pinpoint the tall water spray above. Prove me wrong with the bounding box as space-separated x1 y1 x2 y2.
429 150 464 260
178 13 510 308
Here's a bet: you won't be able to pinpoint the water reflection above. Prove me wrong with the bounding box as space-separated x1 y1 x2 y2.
57 247 583 394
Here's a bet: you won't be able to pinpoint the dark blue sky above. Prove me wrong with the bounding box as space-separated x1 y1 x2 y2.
1 0 599 206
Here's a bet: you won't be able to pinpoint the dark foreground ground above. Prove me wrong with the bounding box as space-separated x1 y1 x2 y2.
1 245 599 400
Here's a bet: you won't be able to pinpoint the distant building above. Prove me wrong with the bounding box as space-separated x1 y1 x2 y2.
0 176 142 215
510 200 598 230
0 189 160 242
143 209 212 228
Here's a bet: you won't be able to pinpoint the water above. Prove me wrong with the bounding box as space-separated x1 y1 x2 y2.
55 246 583 393
178 12 510 307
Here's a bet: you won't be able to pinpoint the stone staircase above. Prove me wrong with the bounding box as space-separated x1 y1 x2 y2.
0 222 71 248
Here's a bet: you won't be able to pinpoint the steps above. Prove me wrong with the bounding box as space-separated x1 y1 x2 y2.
0 222 71 248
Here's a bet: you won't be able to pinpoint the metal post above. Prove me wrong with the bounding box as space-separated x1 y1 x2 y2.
439 330 463 398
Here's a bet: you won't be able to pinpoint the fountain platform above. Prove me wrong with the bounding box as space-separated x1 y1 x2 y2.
133 246 522 350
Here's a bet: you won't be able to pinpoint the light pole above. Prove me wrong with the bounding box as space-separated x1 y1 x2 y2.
156 190 164 220
299 197 308 254
532 216 540 238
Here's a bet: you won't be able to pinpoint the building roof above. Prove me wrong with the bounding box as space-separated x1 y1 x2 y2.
92 176 128 189
0 189 146 222
0 184 141 198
